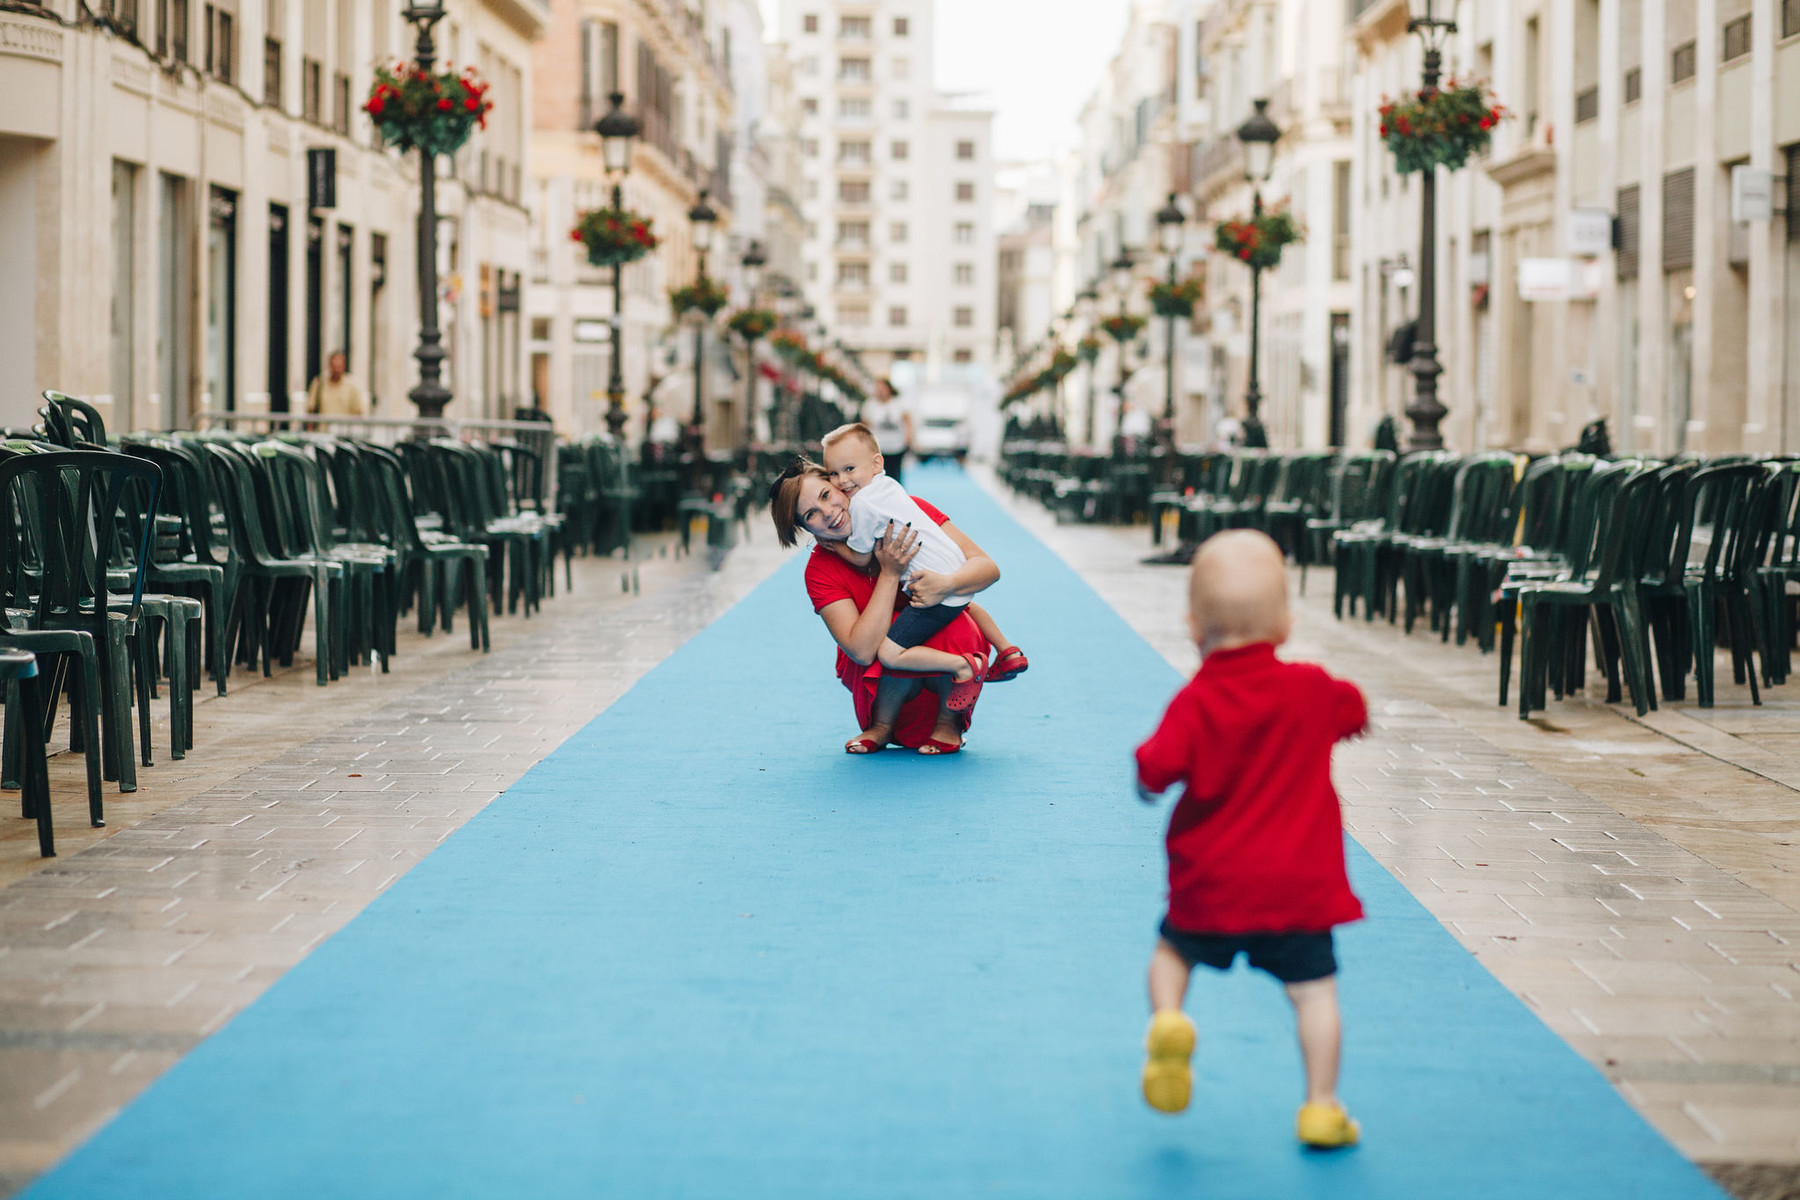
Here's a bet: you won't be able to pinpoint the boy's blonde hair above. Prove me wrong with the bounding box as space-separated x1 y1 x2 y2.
821 422 881 457
1188 530 1291 651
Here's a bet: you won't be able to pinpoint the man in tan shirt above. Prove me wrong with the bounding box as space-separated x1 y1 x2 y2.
306 352 367 417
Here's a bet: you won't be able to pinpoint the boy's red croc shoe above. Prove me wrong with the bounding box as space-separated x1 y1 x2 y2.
945 654 986 711
989 646 1029 682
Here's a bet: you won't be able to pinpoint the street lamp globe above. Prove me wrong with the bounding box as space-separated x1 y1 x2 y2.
741 239 767 295
1154 193 1187 257
688 190 718 257
1236 98 1280 185
595 92 640 175
1408 0 1458 37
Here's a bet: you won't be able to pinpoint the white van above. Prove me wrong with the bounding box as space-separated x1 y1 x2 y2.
910 387 972 462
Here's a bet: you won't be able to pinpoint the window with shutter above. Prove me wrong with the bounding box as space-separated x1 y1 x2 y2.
1662 168 1695 271
1789 144 1800 244
1617 185 1640 280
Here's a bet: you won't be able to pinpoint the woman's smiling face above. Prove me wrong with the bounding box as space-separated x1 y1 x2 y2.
795 475 852 541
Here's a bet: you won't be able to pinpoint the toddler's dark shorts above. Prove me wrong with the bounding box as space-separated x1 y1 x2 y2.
1158 919 1337 984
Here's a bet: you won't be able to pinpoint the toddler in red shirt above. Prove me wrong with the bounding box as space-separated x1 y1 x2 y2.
1134 530 1368 1149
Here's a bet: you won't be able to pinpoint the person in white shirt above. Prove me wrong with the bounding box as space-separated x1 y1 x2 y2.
821 423 1030 687
860 378 913 478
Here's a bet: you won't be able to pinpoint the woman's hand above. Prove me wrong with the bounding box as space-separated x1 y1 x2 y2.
873 522 920 576
904 568 956 608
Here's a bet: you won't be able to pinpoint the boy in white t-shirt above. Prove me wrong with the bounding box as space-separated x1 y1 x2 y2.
821 423 1030 689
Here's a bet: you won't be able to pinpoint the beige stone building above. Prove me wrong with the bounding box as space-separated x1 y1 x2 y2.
1349 0 1800 455
0 0 543 433
527 0 743 443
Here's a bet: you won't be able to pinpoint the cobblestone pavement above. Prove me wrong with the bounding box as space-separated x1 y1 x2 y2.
0 531 790 1195
982 474 1800 1196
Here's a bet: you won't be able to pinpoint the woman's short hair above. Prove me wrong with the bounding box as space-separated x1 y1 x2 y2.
768 458 832 548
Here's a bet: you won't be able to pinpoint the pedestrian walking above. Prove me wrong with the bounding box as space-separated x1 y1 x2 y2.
306 351 367 419
860 377 913 479
1134 529 1367 1148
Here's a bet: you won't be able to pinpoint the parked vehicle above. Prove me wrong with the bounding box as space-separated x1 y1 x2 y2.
910 388 972 462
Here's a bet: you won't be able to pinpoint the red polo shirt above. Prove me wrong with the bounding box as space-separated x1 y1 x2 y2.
1136 643 1367 934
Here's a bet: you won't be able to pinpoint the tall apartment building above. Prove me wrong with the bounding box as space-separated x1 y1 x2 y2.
0 0 541 432
776 0 996 382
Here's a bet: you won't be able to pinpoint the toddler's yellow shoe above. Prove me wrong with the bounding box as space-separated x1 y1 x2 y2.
1296 1101 1360 1148
1141 1010 1196 1114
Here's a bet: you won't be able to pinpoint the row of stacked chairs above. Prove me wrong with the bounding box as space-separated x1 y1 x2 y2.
1 394 577 859
1003 438 1800 722
1325 448 1800 720
998 441 1155 525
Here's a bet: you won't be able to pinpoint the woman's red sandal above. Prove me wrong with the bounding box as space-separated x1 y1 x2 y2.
945 654 986 712
845 736 885 754
988 646 1029 682
918 737 962 755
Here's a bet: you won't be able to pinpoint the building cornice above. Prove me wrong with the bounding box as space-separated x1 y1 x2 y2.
1484 147 1556 188
483 0 552 42
0 12 63 63
1350 0 1409 55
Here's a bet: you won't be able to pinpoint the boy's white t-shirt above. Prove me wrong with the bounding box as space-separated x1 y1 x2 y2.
845 472 971 607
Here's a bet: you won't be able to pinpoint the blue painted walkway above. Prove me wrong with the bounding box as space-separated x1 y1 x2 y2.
26 466 1723 1198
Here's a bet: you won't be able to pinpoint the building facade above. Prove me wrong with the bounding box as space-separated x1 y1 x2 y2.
527 0 740 443
1349 0 1799 456
775 0 997 383
0 0 543 433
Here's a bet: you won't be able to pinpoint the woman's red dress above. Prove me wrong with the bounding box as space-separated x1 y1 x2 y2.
803 498 992 748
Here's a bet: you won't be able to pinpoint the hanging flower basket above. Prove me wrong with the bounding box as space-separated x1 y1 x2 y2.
769 329 808 362
1214 207 1303 271
1149 276 1205 319
727 308 780 342
571 207 660 268
670 277 730 318
1076 336 1103 365
365 63 492 157
1049 349 1078 382
1100 313 1147 344
1380 81 1506 175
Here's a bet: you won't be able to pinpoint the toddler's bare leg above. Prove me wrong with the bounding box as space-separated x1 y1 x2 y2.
1285 976 1342 1107
966 602 1011 650
1148 940 1191 1012
1142 940 1197 1113
878 638 973 681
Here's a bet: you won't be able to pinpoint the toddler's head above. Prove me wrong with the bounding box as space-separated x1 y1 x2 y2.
820 423 885 496
1187 530 1292 655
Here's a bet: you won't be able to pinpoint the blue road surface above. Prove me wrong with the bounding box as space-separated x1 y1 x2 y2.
25 464 1726 1198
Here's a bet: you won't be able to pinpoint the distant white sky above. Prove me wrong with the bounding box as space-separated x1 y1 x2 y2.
758 0 1134 162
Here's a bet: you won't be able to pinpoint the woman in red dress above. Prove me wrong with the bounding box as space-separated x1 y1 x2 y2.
771 462 998 754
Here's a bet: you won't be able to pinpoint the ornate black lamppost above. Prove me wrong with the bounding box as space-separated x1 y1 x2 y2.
685 190 718 464
1077 282 1099 446
594 93 640 438
1235 99 1279 449
739 239 767 447
403 4 451 420
1109 247 1135 443
1153 192 1187 445
1403 0 1456 450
